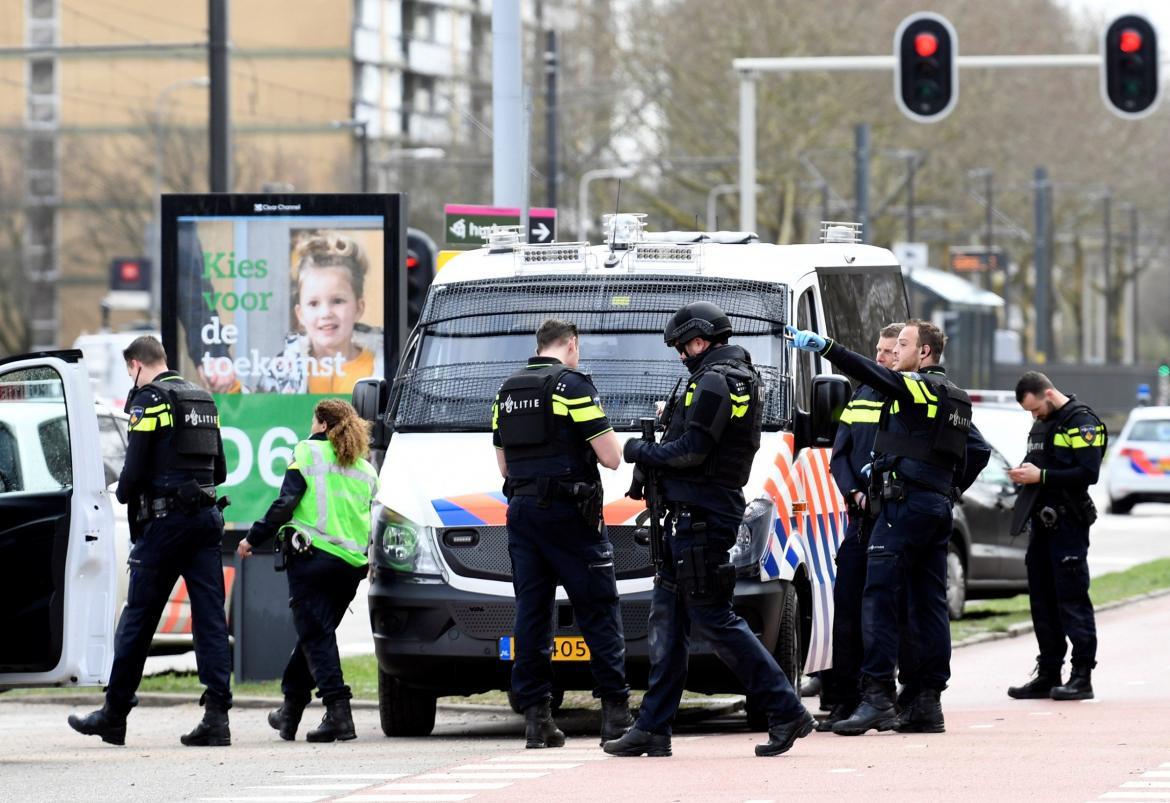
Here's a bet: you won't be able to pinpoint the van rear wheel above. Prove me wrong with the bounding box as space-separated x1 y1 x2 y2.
747 582 802 731
378 669 437 736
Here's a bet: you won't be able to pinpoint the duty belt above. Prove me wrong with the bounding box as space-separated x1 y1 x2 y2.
143 484 218 519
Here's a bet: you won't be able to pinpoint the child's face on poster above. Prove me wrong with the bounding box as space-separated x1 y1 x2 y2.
294 266 366 356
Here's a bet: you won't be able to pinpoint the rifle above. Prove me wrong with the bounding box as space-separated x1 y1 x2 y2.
639 417 665 569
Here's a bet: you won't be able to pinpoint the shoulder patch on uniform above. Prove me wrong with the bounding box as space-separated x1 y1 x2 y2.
128 406 144 427
1079 424 1097 444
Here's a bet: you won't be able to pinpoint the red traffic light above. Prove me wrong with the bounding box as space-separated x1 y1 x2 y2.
406 254 419 269
1119 28 1143 53
914 32 939 58
118 261 141 283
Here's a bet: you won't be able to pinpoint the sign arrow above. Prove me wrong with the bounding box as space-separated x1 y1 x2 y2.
531 221 551 242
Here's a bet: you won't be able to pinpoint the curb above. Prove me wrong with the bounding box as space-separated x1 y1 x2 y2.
952 585 1170 650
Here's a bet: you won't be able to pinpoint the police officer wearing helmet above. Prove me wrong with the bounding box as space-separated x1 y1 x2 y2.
787 319 990 736
605 302 815 759
238 399 378 742
68 336 232 747
493 319 631 749
1006 372 1105 701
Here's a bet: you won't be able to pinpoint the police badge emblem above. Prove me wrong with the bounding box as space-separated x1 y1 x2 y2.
1079 424 1096 444
128 406 144 428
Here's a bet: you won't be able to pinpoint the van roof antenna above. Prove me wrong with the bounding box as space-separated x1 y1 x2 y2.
604 180 623 268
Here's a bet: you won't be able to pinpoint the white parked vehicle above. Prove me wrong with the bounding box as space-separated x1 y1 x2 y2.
1106 405 1170 514
354 218 911 735
0 351 118 690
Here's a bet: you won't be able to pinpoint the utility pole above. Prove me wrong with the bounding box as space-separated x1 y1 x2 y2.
1033 167 1052 362
1102 191 1114 362
854 123 870 242
904 152 917 242
492 0 522 207
1128 204 1139 364
208 0 231 192
544 30 558 211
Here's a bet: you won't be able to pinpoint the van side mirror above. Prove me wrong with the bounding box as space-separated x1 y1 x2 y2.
352 377 390 451
810 375 852 447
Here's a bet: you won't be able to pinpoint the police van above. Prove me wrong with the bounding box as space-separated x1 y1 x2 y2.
354 216 910 735
0 351 119 691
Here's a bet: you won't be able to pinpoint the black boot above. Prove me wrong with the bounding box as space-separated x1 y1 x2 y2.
893 689 945 733
523 700 564 749
602 727 672 757
599 698 634 745
815 701 857 733
832 679 897 736
799 675 822 698
67 706 127 746
307 699 357 742
1007 665 1063 700
180 705 231 747
756 710 816 756
268 697 309 741
1050 666 1094 701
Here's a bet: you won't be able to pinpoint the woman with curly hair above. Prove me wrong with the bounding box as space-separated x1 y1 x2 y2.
238 399 379 741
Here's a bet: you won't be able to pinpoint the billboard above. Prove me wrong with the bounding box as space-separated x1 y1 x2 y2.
161 193 406 525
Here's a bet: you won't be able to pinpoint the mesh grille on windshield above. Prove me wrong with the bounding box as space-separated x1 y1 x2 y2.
394 273 791 430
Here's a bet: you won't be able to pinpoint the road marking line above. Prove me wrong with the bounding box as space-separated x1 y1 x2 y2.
1122 782 1170 788
453 763 580 771
1100 793 1170 799
336 796 475 802
675 735 705 741
249 785 368 791
417 772 548 780
286 775 410 780
1143 772 1170 778
488 754 609 762
378 784 512 791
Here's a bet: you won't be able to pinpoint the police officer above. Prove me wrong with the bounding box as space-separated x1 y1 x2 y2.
493 319 632 749
818 322 902 732
1006 372 1105 701
787 319 990 735
605 302 815 759
238 399 378 741
69 336 232 746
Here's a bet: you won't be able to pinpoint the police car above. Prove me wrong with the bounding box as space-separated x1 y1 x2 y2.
1105 405 1170 514
0 351 118 690
354 217 907 735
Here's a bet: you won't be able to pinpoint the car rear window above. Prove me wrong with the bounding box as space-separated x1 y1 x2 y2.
1128 420 1170 442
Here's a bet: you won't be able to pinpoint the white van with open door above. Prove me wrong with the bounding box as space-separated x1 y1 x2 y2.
0 350 118 689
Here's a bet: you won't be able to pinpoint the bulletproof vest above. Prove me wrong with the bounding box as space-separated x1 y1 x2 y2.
664 358 763 490
1035 400 1106 494
873 372 972 471
145 378 220 473
496 364 596 480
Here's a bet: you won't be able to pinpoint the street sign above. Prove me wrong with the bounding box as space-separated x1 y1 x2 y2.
893 241 929 272
949 245 1006 273
444 204 557 247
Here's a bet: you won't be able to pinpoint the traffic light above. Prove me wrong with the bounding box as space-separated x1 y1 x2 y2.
1102 14 1160 119
109 257 150 292
1159 362 1169 378
894 13 958 123
405 228 436 328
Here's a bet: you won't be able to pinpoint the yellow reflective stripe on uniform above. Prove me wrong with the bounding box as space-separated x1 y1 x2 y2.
569 405 606 423
157 411 173 427
491 399 499 431
891 400 900 415
840 408 881 424
552 402 568 416
729 393 750 403
925 404 938 419
551 394 593 406
1054 433 1101 449
849 399 884 408
920 382 938 402
129 417 158 432
586 426 614 441
143 403 170 415
731 404 749 418
684 383 696 407
902 375 927 404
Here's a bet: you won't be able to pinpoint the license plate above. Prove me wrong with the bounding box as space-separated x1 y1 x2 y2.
498 636 591 662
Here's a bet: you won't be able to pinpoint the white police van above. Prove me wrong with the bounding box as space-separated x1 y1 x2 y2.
0 350 118 691
354 217 909 735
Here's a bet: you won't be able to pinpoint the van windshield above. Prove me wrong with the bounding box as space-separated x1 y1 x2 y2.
393 274 793 432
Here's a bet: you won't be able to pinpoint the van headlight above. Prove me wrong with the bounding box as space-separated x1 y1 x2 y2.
373 505 443 577
729 496 775 575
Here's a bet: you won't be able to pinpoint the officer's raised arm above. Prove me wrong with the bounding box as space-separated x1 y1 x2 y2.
785 324 914 404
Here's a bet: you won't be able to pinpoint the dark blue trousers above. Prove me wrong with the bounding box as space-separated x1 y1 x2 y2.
283 549 367 704
636 510 805 735
822 515 868 707
107 508 232 715
862 490 953 690
1026 515 1097 671
507 496 629 711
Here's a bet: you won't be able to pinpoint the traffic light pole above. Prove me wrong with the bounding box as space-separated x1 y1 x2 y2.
732 52 1166 233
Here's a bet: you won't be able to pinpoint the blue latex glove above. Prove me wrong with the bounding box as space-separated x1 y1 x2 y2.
784 324 827 352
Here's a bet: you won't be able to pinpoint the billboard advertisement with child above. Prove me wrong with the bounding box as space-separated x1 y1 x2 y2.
160 194 406 525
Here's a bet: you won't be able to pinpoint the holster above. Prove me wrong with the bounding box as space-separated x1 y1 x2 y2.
673 521 736 604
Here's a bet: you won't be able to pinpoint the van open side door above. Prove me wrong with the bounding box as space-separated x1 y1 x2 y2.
0 350 118 688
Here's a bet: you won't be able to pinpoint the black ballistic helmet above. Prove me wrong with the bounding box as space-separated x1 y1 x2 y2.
664 301 733 348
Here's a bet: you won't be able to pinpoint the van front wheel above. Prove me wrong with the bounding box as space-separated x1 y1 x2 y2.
378 669 437 737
